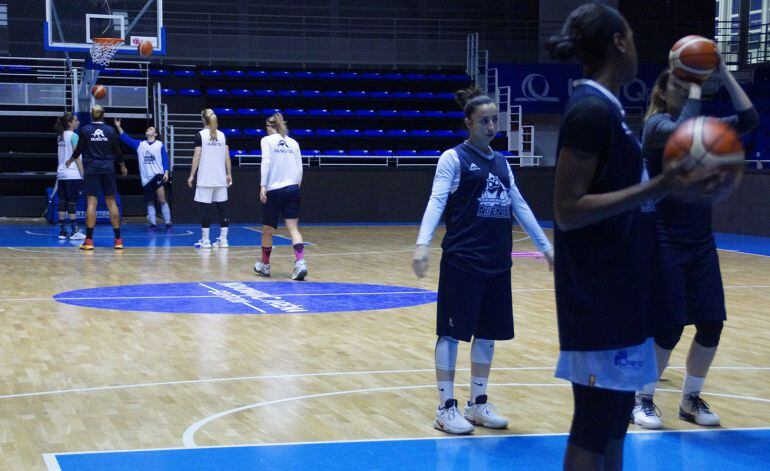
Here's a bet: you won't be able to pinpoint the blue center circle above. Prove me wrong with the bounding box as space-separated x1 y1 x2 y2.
53 281 437 315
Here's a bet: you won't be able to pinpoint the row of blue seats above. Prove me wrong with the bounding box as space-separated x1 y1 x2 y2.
230 149 515 157
220 128 480 138
208 107 463 118
150 69 467 81
163 88 455 100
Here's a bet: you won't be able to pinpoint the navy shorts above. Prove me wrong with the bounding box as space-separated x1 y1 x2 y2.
658 243 726 326
58 179 83 202
436 257 514 342
84 172 117 197
142 174 165 202
262 184 301 228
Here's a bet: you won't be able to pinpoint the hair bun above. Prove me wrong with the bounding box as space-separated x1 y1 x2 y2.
546 34 575 61
454 85 484 109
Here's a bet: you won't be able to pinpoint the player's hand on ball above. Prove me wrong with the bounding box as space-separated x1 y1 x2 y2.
412 244 429 278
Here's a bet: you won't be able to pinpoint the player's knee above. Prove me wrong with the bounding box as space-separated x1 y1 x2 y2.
654 325 684 350
470 338 495 364
57 199 67 212
67 201 77 214
694 322 723 348
221 216 230 227
262 225 274 235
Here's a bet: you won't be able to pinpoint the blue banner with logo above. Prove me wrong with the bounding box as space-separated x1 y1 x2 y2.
492 63 664 114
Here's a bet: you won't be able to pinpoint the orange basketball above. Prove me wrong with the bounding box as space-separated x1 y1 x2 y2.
663 117 744 200
138 40 154 57
669 35 719 83
91 85 106 99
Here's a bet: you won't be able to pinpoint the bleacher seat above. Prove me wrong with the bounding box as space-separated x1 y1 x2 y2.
323 90 345 98
405 73 425 80
179 89 202 96
369 91 390 99
230 149 247 157
331 109 353 117
419 150 442 156
293 71 314 79
392 91 412 98
262 108 282 116
207 89 229 96
396 149 418 156
381 73 403 80
271 71 292 78
301 90 322 98
305 149 322 156
237 108 260 116
254 89 276 96
173 70 196 77
231 89 253 96
377 110 399 117
347 91 367 98
386 130 408 137
338 72 359 79
361 72 382 80
222 128 241 136
432 130 455 138
413 92 434 99
284 108 306 116
340 129 361 137
213 108 236 116
444 111 463 118
373 150 394 156
243 129 266 137
225 70 246 78
435 92 455 99
409 130 432 137
293 129 315 137
422 110 444 118
316 129 338 136
149 69 171 77
316 72 337 79
348 149 370 156
354 109 376 117
248 70 269 79
309 109 331 116
363 129 385 137
402 110 421 117
322 149 346 155
278 90 299 97
161 88 176 96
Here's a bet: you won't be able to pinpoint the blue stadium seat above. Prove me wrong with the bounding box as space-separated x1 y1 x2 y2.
212 108 236 116
271 71 292 78
349 149 370 156
222 128 241 136
225 70 245 77
120 69 141 76
364 129 385 137
231 89 253 96
173 70 196 77
361 72 382 79
200 69 222 77
444 111 464 118
248 70 269 79
386 129 408 137
237 108 260 116
454 130 468 137
500 151 514 157
409 130 432 137
354 109 376 117
432 130 455 138
149 69 170 77
301 90 322 98
392 91 412 98
248 149 262 155
422 110 444 118
402 110 422 117
254 89 276 96
347 91 367 98
322 149 346 155
315 129 338 137
99 69 117 76
427 74 450 81
419 150 442 156
284 108 306 116
323 90 345 98
179 89 202 96
377 110 399 117
338 72 358 79
373 150 393 156
405 73 425 80
449 74 469 81
261 108 282 116
340 129 361 137
396 149 418 156
243 129 266 137
161 88 176 96
278 90 299 97
331 109 353 117
230 150 248 157
207 88 229 96
316 72 337 79
293 71 314 79
369 91 390 99
305 149 322 156
308 109 331 116
381 73 403 80
293 129 315 137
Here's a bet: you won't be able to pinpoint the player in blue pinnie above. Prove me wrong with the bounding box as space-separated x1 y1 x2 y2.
114 118 173 232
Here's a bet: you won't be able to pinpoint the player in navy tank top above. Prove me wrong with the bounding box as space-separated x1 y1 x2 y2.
547 5 722 469
631 53 757 430
414 86 553 435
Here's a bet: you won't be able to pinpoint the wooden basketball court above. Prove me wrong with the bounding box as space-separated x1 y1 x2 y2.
1 223 769 469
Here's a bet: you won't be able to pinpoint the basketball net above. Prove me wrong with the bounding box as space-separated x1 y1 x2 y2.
89 38 124 67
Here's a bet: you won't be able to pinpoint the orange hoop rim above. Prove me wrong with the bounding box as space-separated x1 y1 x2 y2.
92 37 125 46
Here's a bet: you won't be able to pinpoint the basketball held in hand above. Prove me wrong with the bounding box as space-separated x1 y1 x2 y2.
669 35 719 83
663 117 744 201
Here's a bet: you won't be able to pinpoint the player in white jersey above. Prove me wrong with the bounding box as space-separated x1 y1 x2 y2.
187 109 232 248
114 119 173 233
54 112 86 240
253 112 307 281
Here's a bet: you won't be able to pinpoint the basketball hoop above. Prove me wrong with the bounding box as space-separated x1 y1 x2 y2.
89 37 124 67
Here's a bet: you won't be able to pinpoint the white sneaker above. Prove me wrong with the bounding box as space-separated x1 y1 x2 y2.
254 261 271 277
70 231 86 240
213 237 229 248
194 239 212 249
292 259 308 281
631 397 662 429
680 394 720 426
464 395 508 429
434 399 474 435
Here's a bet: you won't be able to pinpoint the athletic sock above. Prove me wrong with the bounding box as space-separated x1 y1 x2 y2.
437 380 454 405
160 203 171 224
70 220 78 233
262 246 272 264
59 220 65 231
113 228 121 239
682 375 706 398
147 204 157 225
202 227 210 241
220 227 229 240
86 227 94 240
470 376 488 403
293 243 304 261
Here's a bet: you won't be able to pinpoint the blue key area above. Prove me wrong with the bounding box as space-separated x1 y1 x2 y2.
53 281 437 315
51 429 770 470
0 224 294 248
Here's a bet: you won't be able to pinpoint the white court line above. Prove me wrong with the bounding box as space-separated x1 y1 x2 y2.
181 383 770 447
23 230 194 238
0 291 434 303
41 453 62 471
197 282 266 313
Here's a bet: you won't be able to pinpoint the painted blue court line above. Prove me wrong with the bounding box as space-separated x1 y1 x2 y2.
0 224 296 248
46 428 770 471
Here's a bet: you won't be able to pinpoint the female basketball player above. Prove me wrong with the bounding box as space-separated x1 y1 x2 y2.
187 109 232 248
547 4 722 469
55 112 85 240
253 112 307 281
114 119 173 233
412 86 554 435
631 50 758 430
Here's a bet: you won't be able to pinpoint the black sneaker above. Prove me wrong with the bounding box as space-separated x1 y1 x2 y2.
58 230 69 240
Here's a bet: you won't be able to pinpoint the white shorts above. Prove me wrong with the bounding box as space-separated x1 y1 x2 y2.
194 186 228 203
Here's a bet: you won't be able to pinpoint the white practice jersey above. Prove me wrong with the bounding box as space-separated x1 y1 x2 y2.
260 133 303 190
196 129 228 187
137 140 166 186
56 130 82 180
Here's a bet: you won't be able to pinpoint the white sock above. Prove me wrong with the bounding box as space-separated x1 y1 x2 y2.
682 375 706 398
220 227 229 240
470 376 488 402
638 381 657 399
202 227 210 241
435 336 458 406
437 381 454 406
161 203 171 224
147 204 157 225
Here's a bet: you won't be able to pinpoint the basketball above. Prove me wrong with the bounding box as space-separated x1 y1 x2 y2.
138 40 154 57
669 35 720 83
91 84 106 99
663 117 744 199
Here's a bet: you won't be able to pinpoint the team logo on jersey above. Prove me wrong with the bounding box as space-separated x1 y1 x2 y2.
90 129 108 142
477 173 511 218
469 163 480 171
143 151 156 163
274 139 293 154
